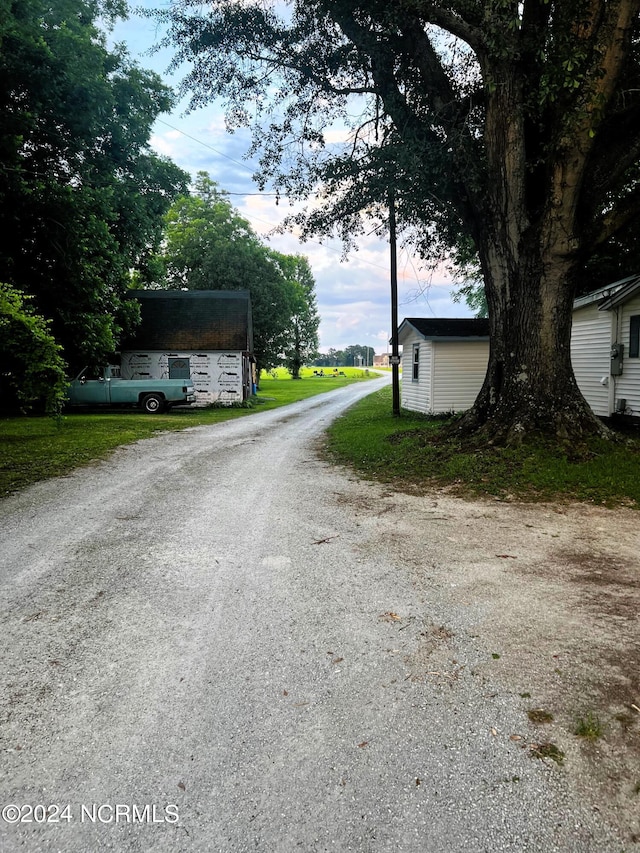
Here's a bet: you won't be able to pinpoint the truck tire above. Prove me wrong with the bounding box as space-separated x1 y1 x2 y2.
141 393 165 414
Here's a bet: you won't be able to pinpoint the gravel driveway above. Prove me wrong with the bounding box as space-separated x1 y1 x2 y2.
0 376 635 852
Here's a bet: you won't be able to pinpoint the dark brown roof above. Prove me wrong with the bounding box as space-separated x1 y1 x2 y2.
123 290 253 352
399 317 489 340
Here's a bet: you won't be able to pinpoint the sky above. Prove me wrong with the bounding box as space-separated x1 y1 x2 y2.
109 4 473 354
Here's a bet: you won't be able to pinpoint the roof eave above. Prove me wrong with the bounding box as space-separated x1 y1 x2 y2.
599 277 640 310
572 274 640 310
398 319 489 343
427 336 489 342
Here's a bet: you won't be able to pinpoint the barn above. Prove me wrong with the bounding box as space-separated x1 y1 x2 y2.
571 274 640 418
120 290 255 406
398 317 490 414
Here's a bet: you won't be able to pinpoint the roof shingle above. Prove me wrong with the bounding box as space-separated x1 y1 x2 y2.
399 317 489 340
123 290 253 352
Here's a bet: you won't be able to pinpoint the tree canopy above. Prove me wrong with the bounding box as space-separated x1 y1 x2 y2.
158 172 319 376
0 0 189 372
159 0 640 441
273 253 320 378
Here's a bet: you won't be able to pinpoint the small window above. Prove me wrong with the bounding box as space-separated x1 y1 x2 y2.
630 315 640 358
412 344 420 381
169 357 191 379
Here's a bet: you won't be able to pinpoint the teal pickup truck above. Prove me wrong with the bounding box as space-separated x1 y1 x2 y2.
67 366 197 414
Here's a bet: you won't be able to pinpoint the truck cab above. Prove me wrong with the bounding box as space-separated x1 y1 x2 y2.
70 366 119 406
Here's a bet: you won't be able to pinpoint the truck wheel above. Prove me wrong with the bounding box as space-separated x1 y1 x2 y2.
142 393 165 414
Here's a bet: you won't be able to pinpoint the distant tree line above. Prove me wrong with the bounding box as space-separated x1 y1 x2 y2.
314 346 376 368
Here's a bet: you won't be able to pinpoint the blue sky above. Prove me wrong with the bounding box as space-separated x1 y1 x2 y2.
109 4 471 353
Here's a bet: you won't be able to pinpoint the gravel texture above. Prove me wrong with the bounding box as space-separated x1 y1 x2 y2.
0 375 637 852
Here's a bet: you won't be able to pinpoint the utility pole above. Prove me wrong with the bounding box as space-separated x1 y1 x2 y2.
389 188 400 416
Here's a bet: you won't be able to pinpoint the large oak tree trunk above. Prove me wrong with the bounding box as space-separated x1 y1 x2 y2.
450 64 607 444
455 237 606 443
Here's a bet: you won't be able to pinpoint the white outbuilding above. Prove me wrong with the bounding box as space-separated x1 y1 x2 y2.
398 318 490 414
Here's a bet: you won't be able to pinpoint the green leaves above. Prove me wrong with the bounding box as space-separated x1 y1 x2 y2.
0 283 68 415
274 254 320 377
0 0 188 369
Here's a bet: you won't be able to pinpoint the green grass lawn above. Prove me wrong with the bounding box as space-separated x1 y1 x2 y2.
324 385 640 507
0 367 375 496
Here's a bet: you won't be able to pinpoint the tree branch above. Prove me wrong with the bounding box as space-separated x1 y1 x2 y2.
398 16 474 122
329 5 481 230
582 104 640 214
399 1 485 54
592 185 640 246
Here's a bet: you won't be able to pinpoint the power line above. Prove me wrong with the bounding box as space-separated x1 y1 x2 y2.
156 118 256 175
155 116 393 268
154 115 437 287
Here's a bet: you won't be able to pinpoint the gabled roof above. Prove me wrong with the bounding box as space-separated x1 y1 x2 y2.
398 317 490 342
573 274 640 311
122 290 253 352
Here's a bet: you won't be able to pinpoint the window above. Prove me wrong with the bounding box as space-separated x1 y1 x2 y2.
169 357 191 379
412 344 420 381
630 315 640 358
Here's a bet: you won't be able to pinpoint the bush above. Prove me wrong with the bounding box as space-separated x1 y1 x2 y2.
0 283 68 415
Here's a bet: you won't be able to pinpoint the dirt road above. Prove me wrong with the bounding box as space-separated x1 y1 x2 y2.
0 377 637 852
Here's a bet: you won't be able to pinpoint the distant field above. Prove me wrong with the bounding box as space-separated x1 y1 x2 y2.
261 366 375 380
0 367 376 497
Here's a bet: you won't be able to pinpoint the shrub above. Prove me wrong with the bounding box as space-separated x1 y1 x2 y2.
0 283 68 415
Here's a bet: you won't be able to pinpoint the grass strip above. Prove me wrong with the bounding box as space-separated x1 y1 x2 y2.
324 385 640 507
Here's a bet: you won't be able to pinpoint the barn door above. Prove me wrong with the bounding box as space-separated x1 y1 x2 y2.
168 357 191 380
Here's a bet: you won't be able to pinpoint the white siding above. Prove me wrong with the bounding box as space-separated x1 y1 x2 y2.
400 332 432 413
570 305 611 417
431 341 489 413
121 350 245 405
616 294 640 416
